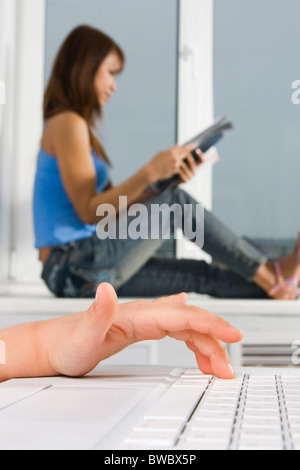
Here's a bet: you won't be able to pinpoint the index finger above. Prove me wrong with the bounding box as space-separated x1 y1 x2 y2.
180 143 197 154
186 306 243 344
150 302 243 345
183 153 197 172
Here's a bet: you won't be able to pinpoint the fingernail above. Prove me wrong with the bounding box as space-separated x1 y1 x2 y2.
230 325 243 336
228 363 235 376
225 351 235 377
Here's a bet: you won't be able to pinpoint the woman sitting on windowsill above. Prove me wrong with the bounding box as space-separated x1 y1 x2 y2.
33 25 300 300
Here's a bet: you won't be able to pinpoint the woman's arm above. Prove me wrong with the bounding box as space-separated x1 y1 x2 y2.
0 283 243 383
49 112 195 224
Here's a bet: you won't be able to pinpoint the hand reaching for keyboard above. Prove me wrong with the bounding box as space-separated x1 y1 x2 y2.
45 283 243 380
0 283 243 383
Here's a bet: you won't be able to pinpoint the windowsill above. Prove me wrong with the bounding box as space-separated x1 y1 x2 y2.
0 280 298 317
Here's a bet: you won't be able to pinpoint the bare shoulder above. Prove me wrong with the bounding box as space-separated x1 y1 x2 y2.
42 111 90 155
50 111 87 130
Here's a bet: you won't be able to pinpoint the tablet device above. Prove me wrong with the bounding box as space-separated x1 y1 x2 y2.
153 117 233 192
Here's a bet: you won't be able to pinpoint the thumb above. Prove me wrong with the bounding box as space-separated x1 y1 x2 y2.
88 283 118 335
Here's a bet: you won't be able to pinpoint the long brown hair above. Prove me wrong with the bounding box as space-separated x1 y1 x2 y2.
44 25 125 164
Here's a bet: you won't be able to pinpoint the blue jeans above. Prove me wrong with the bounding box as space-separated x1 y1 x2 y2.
41 188 268 298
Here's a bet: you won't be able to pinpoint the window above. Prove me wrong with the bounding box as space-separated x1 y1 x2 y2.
0 0 214 288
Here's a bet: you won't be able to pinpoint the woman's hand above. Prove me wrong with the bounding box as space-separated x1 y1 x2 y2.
177 148 204 184
46 283 243 380
147 144 197 182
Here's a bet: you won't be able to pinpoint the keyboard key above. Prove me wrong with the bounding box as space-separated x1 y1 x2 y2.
243 401 278 410
194 408 235 419
286 402 300 409
288 417 300 425
242 416 280 428
245 396 277 404
285 396 300 403
284 389 300 395
184 435 229 450
185 429 229 440
199 403 236 413
238 443 283 450
286 407 300 416
290 424 300 435
238 436 283 450
191 418 233 429
204 397 237 405
240 425 282 436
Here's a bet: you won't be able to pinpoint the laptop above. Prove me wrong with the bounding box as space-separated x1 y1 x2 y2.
0 365 300 451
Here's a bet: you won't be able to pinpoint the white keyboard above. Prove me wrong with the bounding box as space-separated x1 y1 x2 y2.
122 370 300 450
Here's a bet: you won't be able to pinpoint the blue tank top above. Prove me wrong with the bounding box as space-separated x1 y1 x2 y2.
33 148 110 248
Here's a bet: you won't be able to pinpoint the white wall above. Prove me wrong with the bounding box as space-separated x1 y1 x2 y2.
0 0 46 291
176 0 214 260
0 0 17 292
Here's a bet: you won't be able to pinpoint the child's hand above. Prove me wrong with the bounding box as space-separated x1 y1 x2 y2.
46 283 243 380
